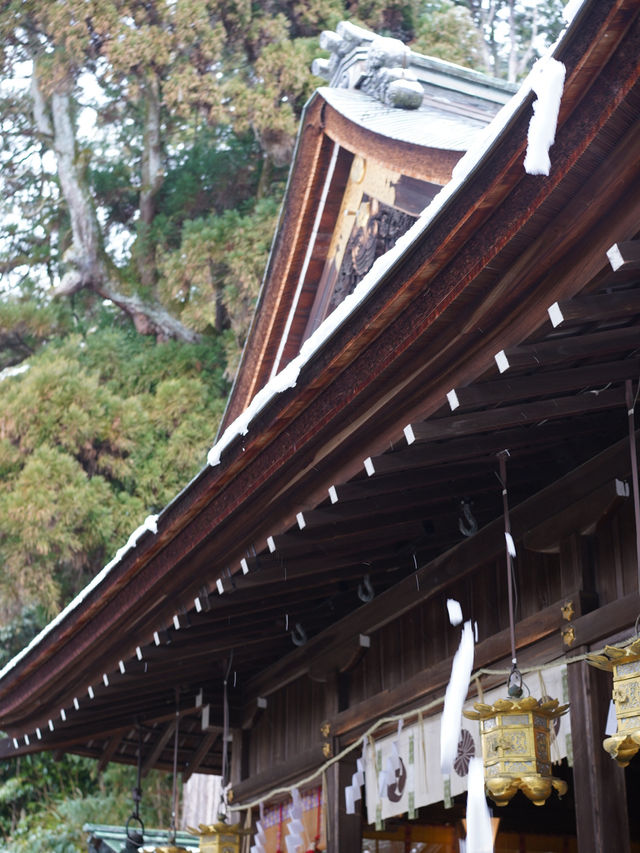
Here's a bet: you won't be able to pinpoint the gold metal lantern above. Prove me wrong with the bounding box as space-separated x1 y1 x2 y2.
588 637 640 766
187 821 250 853
464 695 569 806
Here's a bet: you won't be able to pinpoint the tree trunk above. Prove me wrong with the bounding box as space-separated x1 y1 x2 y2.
30 62 200 343
138 73 164 289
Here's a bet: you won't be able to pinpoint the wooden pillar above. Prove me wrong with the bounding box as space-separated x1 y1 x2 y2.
325 757 362 852
567 656 630 853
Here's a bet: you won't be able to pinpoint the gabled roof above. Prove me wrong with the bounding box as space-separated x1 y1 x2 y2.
0 0 639 777
221 26 514 428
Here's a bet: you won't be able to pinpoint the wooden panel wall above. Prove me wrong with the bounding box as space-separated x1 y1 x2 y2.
247 674 331 777
245 496 638 776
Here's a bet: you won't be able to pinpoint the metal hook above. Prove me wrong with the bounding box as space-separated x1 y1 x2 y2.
358 574 374 603
291 622 307 646
458 500 478 537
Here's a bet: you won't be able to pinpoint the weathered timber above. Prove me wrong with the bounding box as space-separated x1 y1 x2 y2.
245 436 635 703
334 590 640 741
96 733 123 773
326 758 362 851
229 744 329 804
266 520 425 558
523 478 628 552
331 595 567 738
183 730 220 782
607 240 640 271
549 290 640 326
366 412 615 475
568 653 630 853
448 359 640 412
405 388 623 444
496 326 640 373
142 721 176 778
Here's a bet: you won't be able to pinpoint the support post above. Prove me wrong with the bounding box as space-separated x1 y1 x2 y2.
567 655 630 853
325 757 362 852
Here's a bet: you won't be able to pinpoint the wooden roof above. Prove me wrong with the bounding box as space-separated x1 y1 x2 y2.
0 0 639 778
221 47 512 429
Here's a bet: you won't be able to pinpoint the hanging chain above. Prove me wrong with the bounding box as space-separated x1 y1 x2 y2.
219 652 234 821
626 380 640 597
125 724 145 842
170 689 180 842
498 450 522 697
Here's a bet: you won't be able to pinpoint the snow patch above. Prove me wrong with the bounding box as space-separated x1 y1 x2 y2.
440 620 475 775
523 58 566 176
563 0 584 24
0 362 30 382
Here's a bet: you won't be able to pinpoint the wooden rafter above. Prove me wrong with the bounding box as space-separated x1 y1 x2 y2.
405 388 624 444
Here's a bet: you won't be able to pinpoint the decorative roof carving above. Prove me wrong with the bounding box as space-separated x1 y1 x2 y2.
312 21 423 110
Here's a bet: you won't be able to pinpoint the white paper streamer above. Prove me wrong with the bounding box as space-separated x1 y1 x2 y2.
284 789 305 853
441 620 475 775
345 784 356 814
447 598 463 626
605 699 618 736
504 532 516 558
466 757 494 853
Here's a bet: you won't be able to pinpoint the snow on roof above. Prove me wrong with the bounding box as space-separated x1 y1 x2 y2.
319 87 492 151
0 6 585 685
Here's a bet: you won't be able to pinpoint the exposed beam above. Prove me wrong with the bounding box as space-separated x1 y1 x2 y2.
142 721 176 778
266 520 425 558
548 292 640 327
97 733 124 773
405 388 623 445
364 412 615 476
245 434 634 702
183 730 220 782
607 240 640 271
230 744 329 805
448 358 640 411
495 325 640 373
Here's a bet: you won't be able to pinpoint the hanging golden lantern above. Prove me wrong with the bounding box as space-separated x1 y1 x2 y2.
587 637 640 766
187 821 250 853
463 695 569 806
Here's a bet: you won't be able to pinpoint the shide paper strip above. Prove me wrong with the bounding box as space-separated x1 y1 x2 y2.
285 788 305 853
466 757 494 853
447 598 463 626
441 620 475 775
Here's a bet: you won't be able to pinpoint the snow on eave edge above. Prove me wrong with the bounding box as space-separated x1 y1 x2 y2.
0 513 159 684
0 8 584 688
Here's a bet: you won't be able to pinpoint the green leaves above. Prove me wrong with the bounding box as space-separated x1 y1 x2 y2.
0 327 228 616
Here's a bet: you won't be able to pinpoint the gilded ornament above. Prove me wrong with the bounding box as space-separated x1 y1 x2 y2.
561 601 574 621
587 637 640 766
561 625 575 647
320 721 331 738
464 696 569 806
322 742 332 758
187 822 251 853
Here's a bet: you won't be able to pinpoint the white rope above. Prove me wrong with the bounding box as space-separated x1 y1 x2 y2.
234 636 631 813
